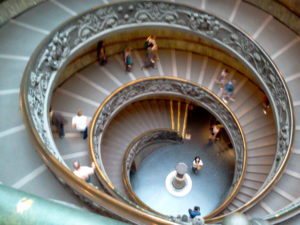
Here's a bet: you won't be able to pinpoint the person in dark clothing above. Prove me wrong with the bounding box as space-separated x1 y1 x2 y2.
262 95 270 115
97 40 107 66
124 47 133 72
142 43 155 69
50 107 67 138
146 35 159 62
188 206 201 218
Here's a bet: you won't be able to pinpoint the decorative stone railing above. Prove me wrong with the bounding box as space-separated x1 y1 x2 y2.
90 77 246 218
57 35 255 88
123 129 183 179
122 129 183 213
20 1 293 223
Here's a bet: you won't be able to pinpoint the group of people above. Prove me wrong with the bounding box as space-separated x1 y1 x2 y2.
190 156 203 219
217 69 271 115
97 36 159 72
124 35 159 71
50 40 272 190
50 109 89 140
99 39 272 118
50 108 95 183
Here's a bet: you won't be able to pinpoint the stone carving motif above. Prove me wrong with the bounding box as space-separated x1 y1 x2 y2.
22 0 293 219
76 7 119 43
186 12 220 36
134 2 179 23
124 130 182 175
26 29 74 161
25 1 292 164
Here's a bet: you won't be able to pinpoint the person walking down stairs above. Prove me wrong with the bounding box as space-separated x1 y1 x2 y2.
97 40 107 66
216 68 229 90
49 107 67 139
73 161 95 183
124 47 133 72
142 43 156 69
72 110 89 140
209 124 224 142
146 35 159 62
221 79 236 104
262 95 270 115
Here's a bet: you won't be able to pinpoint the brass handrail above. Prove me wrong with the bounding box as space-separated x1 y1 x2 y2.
182 103 189 138
122 129 182 217
89 77 247 220
177 101 181 133
19 1 294 223
170 100 175 130
20 88 177 225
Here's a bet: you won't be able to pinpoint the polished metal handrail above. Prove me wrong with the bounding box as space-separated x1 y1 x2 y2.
20 1 294 223
122 129 183 217
89 77 247 219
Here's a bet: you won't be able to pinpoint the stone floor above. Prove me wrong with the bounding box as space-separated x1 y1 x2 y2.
130 107 235 216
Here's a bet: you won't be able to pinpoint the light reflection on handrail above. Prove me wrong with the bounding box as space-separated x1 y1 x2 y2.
20 1 294 223
89 77 247 220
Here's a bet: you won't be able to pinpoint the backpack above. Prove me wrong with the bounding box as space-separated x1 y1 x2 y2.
143 41 149 50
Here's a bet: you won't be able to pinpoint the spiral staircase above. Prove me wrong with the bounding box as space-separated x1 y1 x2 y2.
0 0 300 224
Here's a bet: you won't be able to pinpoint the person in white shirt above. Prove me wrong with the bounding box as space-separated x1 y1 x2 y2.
192 156 203 174
72 110 88 140
73 161 95 183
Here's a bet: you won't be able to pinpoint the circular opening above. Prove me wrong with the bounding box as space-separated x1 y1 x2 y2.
124 102 235 216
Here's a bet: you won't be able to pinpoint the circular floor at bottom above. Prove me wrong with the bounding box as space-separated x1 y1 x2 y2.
130 108 235 216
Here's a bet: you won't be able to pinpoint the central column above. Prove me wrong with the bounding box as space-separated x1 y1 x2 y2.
172 163 188 189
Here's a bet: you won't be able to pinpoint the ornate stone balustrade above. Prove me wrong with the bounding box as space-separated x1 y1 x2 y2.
90 77 246 217
20 1 294 223
122 129 183 213
123 129 183 179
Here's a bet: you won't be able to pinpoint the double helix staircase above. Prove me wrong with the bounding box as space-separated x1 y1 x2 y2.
53 48 276 216
0 0 300 224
